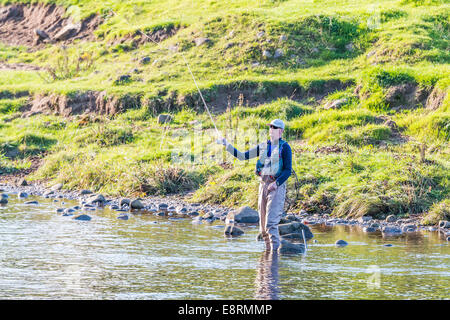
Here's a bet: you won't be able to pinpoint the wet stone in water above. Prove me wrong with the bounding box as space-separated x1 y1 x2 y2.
335 239 348 247
73 214 91 221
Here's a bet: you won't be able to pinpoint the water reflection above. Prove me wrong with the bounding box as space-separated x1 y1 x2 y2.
254 250 280 300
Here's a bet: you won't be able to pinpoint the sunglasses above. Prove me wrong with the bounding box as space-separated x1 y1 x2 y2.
269 125 280 129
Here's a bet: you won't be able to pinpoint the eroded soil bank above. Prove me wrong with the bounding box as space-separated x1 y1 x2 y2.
0 3 102 49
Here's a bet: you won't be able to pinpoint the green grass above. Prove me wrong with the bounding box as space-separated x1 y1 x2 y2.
0 0 449 223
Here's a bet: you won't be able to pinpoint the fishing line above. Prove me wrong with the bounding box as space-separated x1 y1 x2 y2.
112 10 221 138
301 229 308 255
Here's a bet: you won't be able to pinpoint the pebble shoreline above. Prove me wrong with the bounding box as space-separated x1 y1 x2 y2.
1 182 449 243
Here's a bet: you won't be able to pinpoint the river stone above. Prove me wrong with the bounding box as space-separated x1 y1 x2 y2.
369 222 380 228
43 191 53 198
224 225 244 236
278 222 314 240
56 208 64 213
73 214 91 221
79 189 93 196
202 212 214 219
176 206 188 215
358 216 372 223
18 178 28 186
24 200 38 205
119 198 130 208
227 206 259 223
286 214 299 222
335 239 348 247
0 197 7 204
87 194 106 205
117 214 129 220
18 192 28 198
62 212 74 217
278 240 305 255
64 208 76 214
158 203 168 211
386 215 396 223
188 211 200 217
439 220 450 229
363 226 378 233
383 244 393 247
50 183 63 191
382 226 402 235
157 114 172 124
401 224 417 233
130 199 144 210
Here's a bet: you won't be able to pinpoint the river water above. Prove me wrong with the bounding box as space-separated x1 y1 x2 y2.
0 192 448 300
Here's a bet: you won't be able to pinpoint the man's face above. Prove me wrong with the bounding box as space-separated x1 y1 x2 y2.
269 125 283 141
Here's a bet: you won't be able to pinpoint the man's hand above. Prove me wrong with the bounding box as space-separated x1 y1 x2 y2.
268 181 278 192
216 137 228 146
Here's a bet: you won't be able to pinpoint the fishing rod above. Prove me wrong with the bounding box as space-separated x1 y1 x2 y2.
114 10 302 204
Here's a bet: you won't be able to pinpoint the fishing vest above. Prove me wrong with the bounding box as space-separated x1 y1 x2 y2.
255 139 286 178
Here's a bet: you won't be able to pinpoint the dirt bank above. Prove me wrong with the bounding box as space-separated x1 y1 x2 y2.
21 79 354 117
0 3 102 49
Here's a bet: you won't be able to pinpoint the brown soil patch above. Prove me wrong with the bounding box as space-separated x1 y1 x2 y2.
22 91 141 117
0 3 103 50
426 86 448 111
384 82 432 111
21 79 353 118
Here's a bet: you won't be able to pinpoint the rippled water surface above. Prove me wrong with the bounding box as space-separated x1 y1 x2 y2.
0 192 449 299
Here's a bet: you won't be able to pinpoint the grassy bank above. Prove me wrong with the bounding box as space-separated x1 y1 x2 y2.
0 0 449 225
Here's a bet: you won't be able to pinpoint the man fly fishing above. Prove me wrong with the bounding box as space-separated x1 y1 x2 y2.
216 119 292 252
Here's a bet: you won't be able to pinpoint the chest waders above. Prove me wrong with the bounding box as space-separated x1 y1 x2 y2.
256 139 287 251
256 139 300 213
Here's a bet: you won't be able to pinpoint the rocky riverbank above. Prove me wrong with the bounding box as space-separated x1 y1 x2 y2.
1 180 449 247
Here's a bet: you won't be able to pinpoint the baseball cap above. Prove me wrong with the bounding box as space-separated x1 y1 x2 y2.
267 119 285 130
